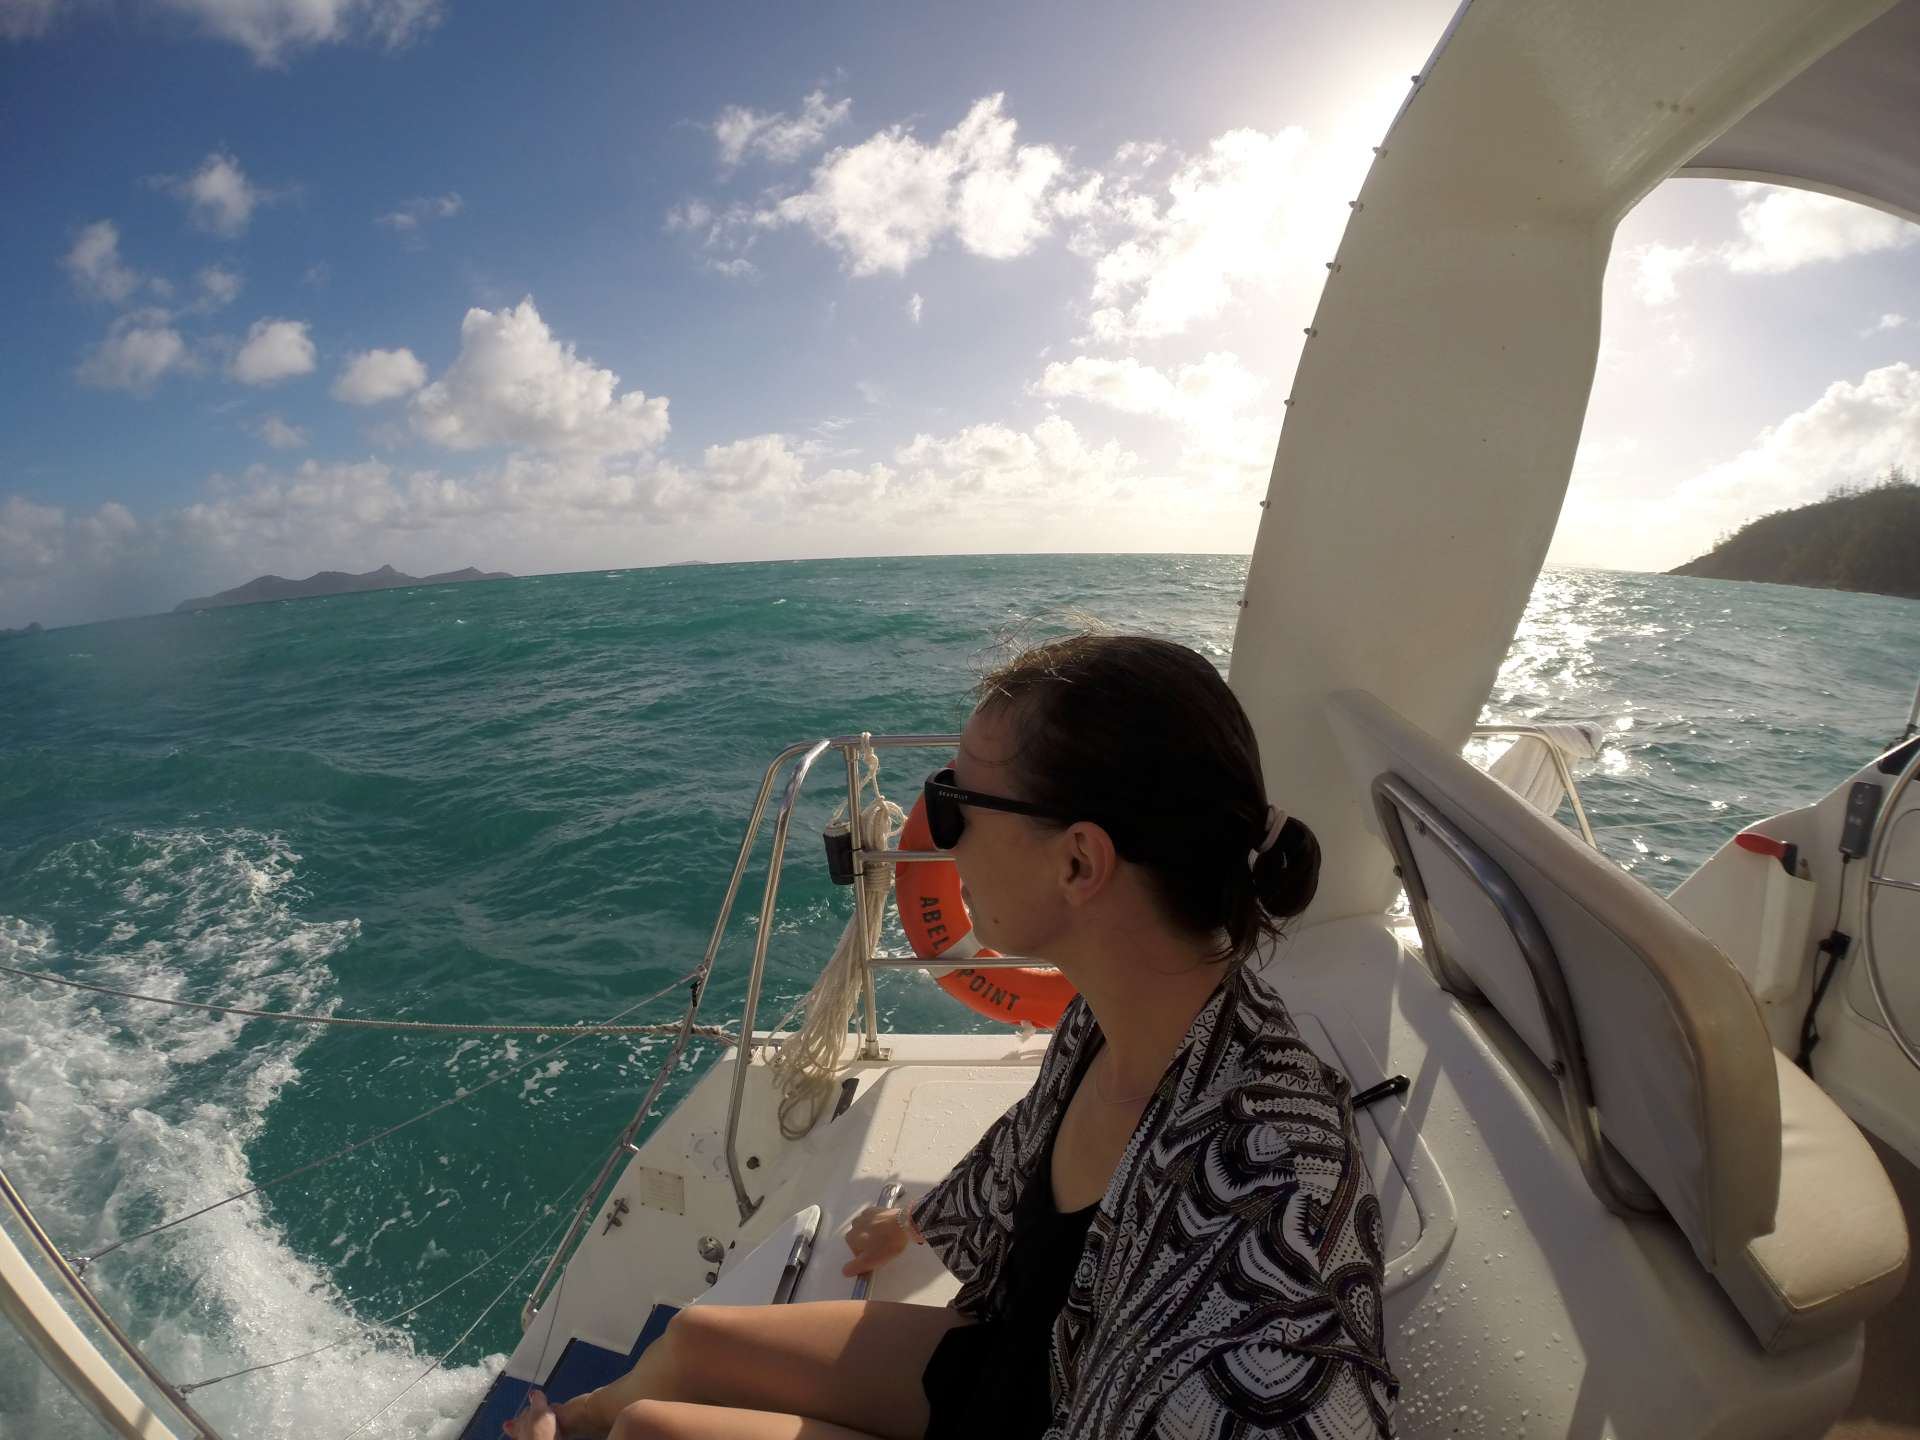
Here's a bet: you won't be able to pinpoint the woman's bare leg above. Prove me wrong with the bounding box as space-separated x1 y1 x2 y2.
607 1400 888 1440
549 1301 971 1440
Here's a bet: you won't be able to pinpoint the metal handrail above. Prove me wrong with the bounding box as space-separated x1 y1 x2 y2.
1372 772 1660 1217
1469 724 1598 847
1862 743 1920 1069
522 730 1040 1321
720 732 1007 1221
520 734 823 1327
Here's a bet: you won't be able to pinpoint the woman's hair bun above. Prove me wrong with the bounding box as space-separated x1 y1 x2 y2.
1252 816 1320 920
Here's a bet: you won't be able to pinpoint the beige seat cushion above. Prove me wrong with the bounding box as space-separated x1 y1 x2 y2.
1330 688 1781 1269
1715 1050 1911 1351
1328 687 1913 1353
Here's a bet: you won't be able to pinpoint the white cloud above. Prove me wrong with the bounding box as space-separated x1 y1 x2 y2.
893 416 1139 504
230 318 316 384
375 191 463 238
256 414 308 448
1870 312 1910 334
1722 184 1918 275
1114 141 1168 170
62 220 141 303
409 298 670 456
333 346 427 404
702 434 808 494
907 292 923 325
154 0 444 65
1082 127 1328 343
159 150 263 235
771 94 1068 276
1561 362 1920 569
714 90 851 169
666 199 712 233
2 401 1246 627
1627 242 1703 305
1551 365 1920 571
77 311 192 393
665 200 765 277
1032 352 1265 430
198 264 243 308
1 496 137 584
1035 352 1277 494
1673 362 1920 519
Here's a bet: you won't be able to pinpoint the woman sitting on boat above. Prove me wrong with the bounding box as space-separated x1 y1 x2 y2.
510 633 1399 1440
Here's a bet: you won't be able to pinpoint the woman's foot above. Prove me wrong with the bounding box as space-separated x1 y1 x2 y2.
503 1388 558 1440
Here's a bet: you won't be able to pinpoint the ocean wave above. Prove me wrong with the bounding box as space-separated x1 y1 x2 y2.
0 830 495 1439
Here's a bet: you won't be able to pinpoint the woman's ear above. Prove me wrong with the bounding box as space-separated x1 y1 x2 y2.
1059 822 1118 908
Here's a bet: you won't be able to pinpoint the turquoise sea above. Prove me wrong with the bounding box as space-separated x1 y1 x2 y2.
2 555 1917 1438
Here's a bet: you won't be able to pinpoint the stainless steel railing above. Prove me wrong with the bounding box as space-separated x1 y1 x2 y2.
1469 724 1598 847
521 731 1050 1323
718 732 1042 1223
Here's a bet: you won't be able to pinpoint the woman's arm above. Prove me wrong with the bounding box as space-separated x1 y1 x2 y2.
906 1086 1032 1317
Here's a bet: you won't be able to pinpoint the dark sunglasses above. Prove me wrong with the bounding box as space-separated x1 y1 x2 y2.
922 767 1087 850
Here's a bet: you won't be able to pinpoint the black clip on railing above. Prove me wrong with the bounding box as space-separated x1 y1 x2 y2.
1353 1074 1410 1110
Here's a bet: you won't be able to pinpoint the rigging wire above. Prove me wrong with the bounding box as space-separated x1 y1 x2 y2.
1585 808 1776 834
0 960 727 1037
334 1160 596 1440
176 1140 610 1395
74 965 733 1270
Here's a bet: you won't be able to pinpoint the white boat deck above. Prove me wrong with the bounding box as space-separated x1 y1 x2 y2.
501 913 1915 1439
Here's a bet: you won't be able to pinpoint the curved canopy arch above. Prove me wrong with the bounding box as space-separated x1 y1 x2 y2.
1229 0 1907 921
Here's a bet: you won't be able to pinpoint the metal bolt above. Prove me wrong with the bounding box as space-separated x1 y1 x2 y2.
1303 327 1317 337
1325 262 1342 272
697 1235 726 1264
1348 201 1364 211
746 1155 760 1170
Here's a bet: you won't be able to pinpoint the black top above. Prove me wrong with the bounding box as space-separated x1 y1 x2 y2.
922 1045 1104 1440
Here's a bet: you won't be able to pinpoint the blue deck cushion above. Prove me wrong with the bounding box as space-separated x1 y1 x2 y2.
458 1304 678 1440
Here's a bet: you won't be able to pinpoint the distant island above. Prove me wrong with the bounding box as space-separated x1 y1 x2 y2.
1668 470 1919 600
0 621 44 639
175 564 513 613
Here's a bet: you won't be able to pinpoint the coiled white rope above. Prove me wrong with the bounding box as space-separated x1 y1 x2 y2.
768 735 903 1140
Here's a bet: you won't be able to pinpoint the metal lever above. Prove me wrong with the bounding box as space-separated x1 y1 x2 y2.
851 1181 904 1300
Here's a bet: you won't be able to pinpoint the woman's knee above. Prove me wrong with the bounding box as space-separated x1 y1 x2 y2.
608 1398 675 1440
649 1305 738 1391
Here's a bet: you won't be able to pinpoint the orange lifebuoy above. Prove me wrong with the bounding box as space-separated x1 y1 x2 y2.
896 794 1077 1029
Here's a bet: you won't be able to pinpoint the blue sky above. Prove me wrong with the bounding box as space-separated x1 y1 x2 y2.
2 0 1916 628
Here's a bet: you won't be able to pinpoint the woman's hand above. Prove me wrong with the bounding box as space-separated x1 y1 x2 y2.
841 1205 916 1276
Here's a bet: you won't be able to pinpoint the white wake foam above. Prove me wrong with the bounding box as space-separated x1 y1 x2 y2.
0 831 501 1439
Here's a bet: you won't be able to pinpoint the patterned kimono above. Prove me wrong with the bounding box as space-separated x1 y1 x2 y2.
909 962 1397 1440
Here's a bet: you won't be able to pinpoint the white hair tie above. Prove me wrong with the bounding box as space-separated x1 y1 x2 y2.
1247 805 1287 872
